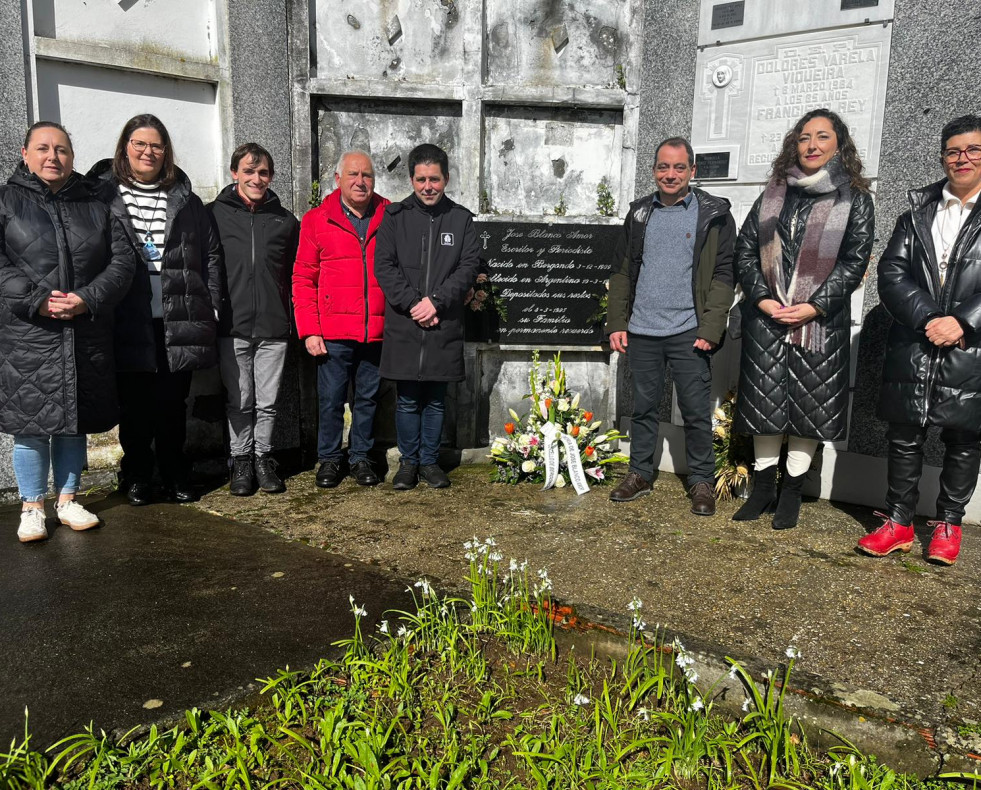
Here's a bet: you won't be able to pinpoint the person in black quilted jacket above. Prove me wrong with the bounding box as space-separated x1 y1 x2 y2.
732 109 874 530
88 114 222 507
0 122 136 543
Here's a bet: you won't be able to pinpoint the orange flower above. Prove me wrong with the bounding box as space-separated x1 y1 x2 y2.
571 425 580 437
585 445 595 456
545 398 553 409
504 421 516 435
583 411 594 422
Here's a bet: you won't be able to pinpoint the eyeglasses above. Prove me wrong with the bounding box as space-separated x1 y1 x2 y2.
129 140 166 155
942 145 981 163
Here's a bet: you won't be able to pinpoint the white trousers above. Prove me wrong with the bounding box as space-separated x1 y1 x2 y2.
753 434 819 477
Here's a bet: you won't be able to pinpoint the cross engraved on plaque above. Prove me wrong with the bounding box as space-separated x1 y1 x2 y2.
480 230 491 250
701 55 743 141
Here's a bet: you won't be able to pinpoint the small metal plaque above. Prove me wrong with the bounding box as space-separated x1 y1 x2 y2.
711 1 745 30
695 151 731 180
841 0 879 8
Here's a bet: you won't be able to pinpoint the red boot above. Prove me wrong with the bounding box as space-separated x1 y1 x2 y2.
857 512 915 557
926 521 962 566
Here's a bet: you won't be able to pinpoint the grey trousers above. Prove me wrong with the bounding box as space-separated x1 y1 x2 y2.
218 337 288 456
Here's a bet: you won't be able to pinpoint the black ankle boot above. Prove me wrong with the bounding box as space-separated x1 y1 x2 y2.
229 454 255 496
732 466 778 521
772 472 805 530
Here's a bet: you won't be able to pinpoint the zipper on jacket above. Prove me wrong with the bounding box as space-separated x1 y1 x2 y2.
250 213 256 339
361 237 369 344
418 216 434 380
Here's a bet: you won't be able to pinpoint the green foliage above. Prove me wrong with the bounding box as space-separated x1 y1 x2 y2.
616 64 627 90
308 179 321 208
553 193 567 217
2 545 965 790
597 178 617 217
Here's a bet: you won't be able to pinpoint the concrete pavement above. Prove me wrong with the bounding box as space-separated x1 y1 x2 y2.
0 495 410 748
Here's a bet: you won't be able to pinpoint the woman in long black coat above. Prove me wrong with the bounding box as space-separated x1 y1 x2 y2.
732 108 875 529
88 114 221 506
0 122 135 543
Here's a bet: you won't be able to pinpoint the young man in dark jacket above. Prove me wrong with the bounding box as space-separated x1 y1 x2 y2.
373 144 481 490
605 137 736 516
860 114 981 566
208 143 299 495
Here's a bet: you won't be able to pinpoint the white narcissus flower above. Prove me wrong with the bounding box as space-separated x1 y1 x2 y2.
378 620 389 634
786 646 801 659
690 698 704 712
521 460 536 473
557 398 570 412
572 693 590 706
741 698 751 712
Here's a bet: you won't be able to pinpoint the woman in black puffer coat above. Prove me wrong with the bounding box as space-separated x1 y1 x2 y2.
1 122 135 543
732 109 875 530
88 114 221 506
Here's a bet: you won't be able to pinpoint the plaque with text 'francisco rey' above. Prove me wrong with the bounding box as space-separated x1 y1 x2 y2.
475 222 617 346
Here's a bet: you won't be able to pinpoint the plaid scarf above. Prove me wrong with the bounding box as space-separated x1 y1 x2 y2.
759 154 853 354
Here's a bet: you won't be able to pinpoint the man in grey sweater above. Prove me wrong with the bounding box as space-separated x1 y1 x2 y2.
605 137 736 515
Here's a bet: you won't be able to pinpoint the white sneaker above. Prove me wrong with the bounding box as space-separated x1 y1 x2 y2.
55 500 100 531
18 508 49 543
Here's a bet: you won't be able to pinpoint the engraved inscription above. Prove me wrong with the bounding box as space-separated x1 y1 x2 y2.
841 0 879 8
475 222 616 345
745 35 883 170
695 152 732 180
711 1 745 30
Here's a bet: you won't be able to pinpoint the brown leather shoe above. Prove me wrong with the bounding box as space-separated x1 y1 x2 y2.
609 471 653 502
689 481 716 516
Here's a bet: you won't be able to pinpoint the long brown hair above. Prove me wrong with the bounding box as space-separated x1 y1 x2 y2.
111 114 177 189
770 108 870 193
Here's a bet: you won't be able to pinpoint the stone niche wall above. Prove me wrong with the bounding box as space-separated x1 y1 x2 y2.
28 0 228 199
483 106 623 217
316 98 463 204
295 0 645 449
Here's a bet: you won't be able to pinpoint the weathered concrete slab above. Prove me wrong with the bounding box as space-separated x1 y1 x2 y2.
0 497 411 748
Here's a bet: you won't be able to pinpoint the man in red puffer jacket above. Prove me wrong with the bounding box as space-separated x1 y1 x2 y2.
293 150 390 489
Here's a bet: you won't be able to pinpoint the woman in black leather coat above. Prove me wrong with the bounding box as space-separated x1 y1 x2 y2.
88 114 221 506
732 109 875 529
0 122 135 542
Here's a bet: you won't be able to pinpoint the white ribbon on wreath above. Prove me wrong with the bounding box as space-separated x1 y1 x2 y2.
540 422 590 496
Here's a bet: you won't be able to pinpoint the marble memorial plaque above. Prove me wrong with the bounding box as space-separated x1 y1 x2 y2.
475 221 616 346
691 24 891 182
711 2 745 30
697 0 893 47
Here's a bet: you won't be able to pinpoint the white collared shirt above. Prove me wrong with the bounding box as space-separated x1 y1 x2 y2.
932 182 979 285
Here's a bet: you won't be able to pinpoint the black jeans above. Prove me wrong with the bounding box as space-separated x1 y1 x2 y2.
626 328 714 485
117 321 194 486
885 423 981 525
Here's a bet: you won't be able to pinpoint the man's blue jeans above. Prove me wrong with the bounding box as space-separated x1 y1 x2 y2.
395 381 448 466
317 340 382 464
12 434 87 502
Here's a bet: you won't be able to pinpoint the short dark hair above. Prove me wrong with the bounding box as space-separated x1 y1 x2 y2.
941 114 981 152
111 113 177 189
230 143 274 177
408 143 449 179
654 137 694 168
24 121 73 152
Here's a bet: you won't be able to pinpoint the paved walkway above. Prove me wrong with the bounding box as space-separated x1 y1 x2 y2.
0 496 409 748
